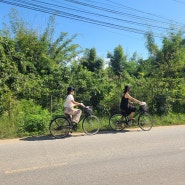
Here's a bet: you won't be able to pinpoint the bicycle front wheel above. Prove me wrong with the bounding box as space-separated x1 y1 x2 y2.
109 113 125 131
138 113 153 131
82 115 100 135
49 116 70 138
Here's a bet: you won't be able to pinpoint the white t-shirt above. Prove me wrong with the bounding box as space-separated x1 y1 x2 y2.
64 94 74 108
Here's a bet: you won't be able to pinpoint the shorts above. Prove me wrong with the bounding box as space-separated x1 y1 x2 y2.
121 105 136 115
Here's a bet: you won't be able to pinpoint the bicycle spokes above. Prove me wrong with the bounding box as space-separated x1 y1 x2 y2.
82 115 100 135
109 113 125 131
138 113 153 131
50 117 70 138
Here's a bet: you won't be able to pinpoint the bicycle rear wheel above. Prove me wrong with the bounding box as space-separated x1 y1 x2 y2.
138 112 153 131
82 115 100 135
49 116 70 138
109 113 125 131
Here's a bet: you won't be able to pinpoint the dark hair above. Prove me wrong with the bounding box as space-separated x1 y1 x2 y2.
123 85 130 93
67 86 75 95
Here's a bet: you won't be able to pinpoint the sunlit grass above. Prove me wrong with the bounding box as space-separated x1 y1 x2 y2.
0 116 18 139
0 113 185 139
152 113 185 126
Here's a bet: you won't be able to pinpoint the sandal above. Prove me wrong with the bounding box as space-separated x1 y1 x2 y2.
121 123 125 128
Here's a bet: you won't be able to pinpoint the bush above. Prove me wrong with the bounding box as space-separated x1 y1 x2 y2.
153 94 171 115
17 99 51 136
152 113 185 126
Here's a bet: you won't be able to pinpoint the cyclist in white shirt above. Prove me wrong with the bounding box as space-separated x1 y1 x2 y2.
64 87 85 124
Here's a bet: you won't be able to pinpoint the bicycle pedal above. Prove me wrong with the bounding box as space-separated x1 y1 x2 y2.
72 124 77 131
128 121 132 126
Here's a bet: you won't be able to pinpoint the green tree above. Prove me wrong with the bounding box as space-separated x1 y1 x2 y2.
80 48 103 72
40 16 81 66
0 36 20 115
144 30 185 114
107 45 126 76
0 9 81 112
145 31 159 57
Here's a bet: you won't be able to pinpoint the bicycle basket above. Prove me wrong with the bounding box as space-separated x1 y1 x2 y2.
139 104 148 112
85 106 93 115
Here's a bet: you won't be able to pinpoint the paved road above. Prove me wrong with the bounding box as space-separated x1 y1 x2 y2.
0 125 185 185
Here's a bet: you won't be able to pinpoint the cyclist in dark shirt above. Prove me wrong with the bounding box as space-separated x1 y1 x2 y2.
120 85 142 121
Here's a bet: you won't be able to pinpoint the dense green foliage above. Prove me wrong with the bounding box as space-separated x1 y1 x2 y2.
0 10 185 138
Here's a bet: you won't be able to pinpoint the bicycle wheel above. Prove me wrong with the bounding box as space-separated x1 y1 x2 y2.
49 116 70 138
138 112 153 131
109 113 125 131
82 115 100 135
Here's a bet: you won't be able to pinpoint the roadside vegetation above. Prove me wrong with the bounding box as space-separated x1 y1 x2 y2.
0 10 185 139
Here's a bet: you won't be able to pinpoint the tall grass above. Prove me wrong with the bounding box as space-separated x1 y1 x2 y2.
72 113 185 133
0 113 185 139
0 115 18 139
152 113 185 126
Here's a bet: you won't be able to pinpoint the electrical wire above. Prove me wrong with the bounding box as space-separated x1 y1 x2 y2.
0 0 184 38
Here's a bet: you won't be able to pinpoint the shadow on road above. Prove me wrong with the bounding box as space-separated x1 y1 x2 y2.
19 135 56 141
97 128 142 135
19 129 142 141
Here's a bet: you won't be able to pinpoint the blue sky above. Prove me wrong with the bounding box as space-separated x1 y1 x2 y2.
0 0 185 60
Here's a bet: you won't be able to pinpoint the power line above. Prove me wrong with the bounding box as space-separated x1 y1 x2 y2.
61 0 185 27
106 0 184 26
0 0 184 38
172 0 185 4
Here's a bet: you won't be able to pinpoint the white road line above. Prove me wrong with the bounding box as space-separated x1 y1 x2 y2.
5 163 67 174
180 147 185 150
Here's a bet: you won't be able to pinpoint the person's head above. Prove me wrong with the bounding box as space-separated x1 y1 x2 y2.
67 86 75 95
123 85 130 93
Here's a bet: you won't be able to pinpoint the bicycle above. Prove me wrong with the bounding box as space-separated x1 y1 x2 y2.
49 106 100 138
109 103 153 131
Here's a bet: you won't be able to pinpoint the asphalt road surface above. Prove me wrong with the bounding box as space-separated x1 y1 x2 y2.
1 125 185 185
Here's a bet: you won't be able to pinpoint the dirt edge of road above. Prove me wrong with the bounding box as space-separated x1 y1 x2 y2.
0 125 185 144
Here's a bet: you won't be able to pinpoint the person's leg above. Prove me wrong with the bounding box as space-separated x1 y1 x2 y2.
71 109 82 123
128 105 136 120
64 108 82 123
120 110 126 128
129 112 135 120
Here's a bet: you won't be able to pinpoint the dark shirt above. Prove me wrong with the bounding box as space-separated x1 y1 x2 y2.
120 93 128 109
120 93 136 115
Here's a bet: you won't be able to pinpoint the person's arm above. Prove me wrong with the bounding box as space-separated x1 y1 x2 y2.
71 100 85 107
125 93 142 104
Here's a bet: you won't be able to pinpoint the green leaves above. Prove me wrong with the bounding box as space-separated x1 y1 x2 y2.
108 45 126 76
1 9 185 131
79 48 103 72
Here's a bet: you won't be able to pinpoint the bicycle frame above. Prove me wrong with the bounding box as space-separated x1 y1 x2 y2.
65 106 92 126
121 107 147 125
49 105 100 138
109 104 152 131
